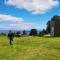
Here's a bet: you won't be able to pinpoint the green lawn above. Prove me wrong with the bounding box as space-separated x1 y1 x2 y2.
0 36 60 60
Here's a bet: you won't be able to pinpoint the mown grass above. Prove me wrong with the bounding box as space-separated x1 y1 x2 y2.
0 36 60 60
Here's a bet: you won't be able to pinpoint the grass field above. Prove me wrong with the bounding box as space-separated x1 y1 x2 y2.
0 36 60 60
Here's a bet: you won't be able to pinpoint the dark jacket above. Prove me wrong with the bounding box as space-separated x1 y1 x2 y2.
8 32 14 40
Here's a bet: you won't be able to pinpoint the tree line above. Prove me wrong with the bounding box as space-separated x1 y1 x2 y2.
0 15 60 37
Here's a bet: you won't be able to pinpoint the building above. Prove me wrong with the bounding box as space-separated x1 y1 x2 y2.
50 16 60 37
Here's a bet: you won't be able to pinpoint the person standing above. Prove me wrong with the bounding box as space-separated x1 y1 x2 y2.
8 31 14 45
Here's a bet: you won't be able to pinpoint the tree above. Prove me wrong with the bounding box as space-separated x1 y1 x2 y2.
46 21 50 34
0 33 6 36
39 29 46 37
22 30 27 35
29 29 38 36
51 15 60 21
46 15 60 34
16 31 21 37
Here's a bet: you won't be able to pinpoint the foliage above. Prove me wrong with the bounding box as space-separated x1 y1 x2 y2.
46 15 60 34
51 15 60 21
0 33 6 36
46 21 50 34
15 31 21 37
29 29 38 36
22 30 27 35
39 29 46 37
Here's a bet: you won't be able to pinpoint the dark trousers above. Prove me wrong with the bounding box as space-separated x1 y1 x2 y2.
10 38 13 45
